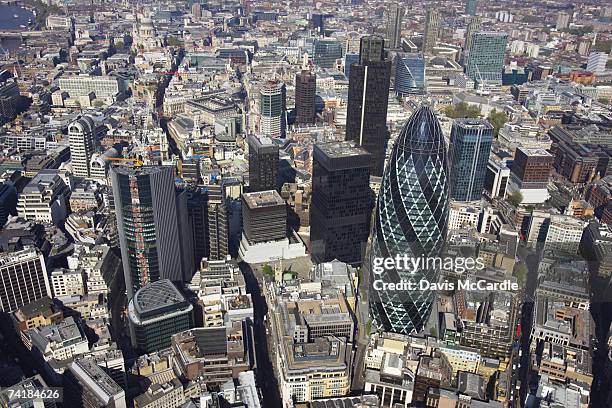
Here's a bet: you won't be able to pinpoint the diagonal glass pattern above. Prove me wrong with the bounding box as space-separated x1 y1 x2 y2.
366 105 449 335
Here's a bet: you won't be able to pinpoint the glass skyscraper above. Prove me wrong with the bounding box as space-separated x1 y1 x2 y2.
395 54 425 95
313 39 343 69
465 32 508 83
366 105 449 334
449 119 494 202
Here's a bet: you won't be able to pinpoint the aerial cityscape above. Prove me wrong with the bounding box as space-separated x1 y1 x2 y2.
0 0 610 407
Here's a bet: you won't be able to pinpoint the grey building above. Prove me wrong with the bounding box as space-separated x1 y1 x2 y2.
248 134 279 192
0 247 51 313
386 3 404 49
63 358 127 408
241 190 286 244
295 70 316 125
207 183 229 260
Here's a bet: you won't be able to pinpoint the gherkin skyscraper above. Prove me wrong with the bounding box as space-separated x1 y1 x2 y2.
366 105 449 334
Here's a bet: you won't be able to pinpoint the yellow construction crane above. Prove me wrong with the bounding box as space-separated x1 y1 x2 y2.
107 157 145 167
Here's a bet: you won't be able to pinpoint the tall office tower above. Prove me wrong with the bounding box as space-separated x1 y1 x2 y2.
207 184 229 260
0 247 51 313
310 142 372 265
464 17 482 53
311 13 325 35
345 36 392 177
313 38 343 68
248 134 279 192
63 358 127 408
344 53 360 78
395 54 426 95
386 3 404 49
127 279 194 353
465 0 478 16
465 32 508 83
295 70 317 125
241 190 287 244
449 119 494 202
366 105 449 334
68 116 96 179
556 12 571 30
186 188 209 265
587 52 609 75
111 166 186 299
423 8 440 55
191 2 201 19
259 80 286 138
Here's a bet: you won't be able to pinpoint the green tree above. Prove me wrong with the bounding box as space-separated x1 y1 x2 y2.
598 97 610 105
262 264 274 280
444 102 481 119
514 263 528 288
487 109 508 137
507 191 523 207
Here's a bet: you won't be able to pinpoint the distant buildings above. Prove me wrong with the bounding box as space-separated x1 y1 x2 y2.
395 54 425 95
127 279 194 354
556 12 571 30
313 39 343 69
68 116 97 179
295 70 316 125
345 36 391 177
0 247 52 313
587 52 609 76
385 3 404 49
423 8 440 55
247 134 279 192
449 119 494 202
259 80 286 138
310 141 372 265
464 32 508 87
465 0 478 16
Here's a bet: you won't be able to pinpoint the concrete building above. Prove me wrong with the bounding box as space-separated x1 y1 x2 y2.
17 170 70 224
423 8 440 54
68 116 97 179
63 357 127 408
50 269 85 298
544 215 586 255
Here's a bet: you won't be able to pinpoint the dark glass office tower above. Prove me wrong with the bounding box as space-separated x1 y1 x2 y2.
248 134 279 192
449 119 494 202
366 105 449 334
111 166 187 299
313 39 343 69
295 70 316 125
311 13 325 35
207 184 229 260
310 141 372 265
395 54 425 95
346 36 391 177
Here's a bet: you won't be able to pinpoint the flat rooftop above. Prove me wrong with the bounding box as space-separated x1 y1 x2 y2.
315 141 370 159
242 190 285 209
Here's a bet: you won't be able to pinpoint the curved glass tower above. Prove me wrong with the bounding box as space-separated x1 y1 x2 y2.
366 105 449 334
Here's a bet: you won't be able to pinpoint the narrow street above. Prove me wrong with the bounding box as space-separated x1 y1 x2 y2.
239 262 282 407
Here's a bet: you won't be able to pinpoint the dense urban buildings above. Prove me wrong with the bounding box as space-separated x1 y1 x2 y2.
1 0 611 406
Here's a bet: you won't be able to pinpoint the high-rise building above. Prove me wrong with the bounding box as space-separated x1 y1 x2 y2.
313 39 343 69
191 2 201 19
465 0 478 16
464 32 508 84
386 3 404 49
207 184 229 260
295 70 316 125
68 116 97 179
259 80 286 138
310 142 372 265
423 8 440 54
63 358 127 408
111 166 189 299
344 53 360 78
241 190 286 244
311 13 325 35
395 54 425 95
366 105 449 334
464 17 482 53
127 279 194 354
0 247 52 313
449 119 494 202
248 134 278 192
587 52 609 75
345 36 391 177
556 12 571 30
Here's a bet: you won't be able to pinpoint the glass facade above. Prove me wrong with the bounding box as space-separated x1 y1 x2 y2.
366 105 449 334
449 119 494 202
395 55 425 95
313 39 343 69
465 32 508 82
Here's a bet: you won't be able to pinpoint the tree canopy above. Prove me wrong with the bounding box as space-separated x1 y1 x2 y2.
487 109 508 137
444 102 481 119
